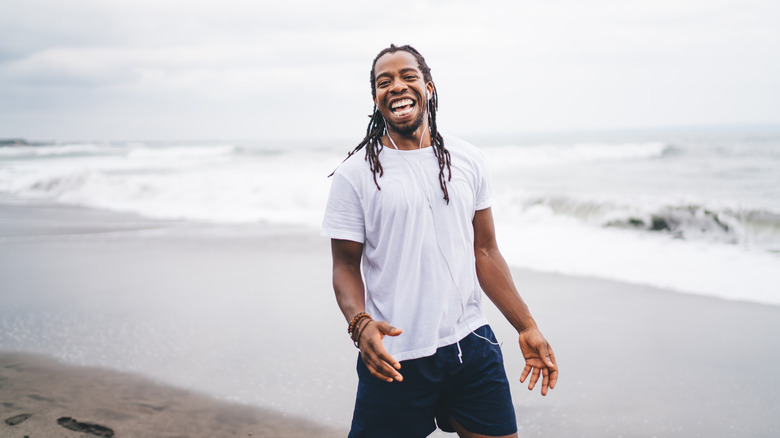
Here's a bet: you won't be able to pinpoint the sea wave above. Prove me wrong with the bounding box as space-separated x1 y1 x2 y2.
499 193 780 251
483 141 670 169
0 143 117 158
0 145 334 226
1 137 779 305
125 144 238 160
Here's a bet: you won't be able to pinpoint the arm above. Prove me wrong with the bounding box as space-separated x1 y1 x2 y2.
330 238 403 382
472 208 558 396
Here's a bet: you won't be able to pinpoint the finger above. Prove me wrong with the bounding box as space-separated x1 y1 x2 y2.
548 364 558 389
528 367 541 391
373 357 403 381
547 348 558 389
539 343 555 369
374 361 401 382
378 352 403 373
540 367 550 396
367 364 393 382
519 364 531 383
360 350 389 382
362 350 397 382
364 339 403 381
375 321 403 337
368 336 401 369
545 345 557 368
368 323 403 374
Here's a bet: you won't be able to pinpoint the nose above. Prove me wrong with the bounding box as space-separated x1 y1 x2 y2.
389 78 406 94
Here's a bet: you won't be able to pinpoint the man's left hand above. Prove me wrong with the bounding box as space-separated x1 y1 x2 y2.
518 328 558 396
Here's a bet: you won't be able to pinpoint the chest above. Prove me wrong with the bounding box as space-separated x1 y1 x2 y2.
362 153 477 226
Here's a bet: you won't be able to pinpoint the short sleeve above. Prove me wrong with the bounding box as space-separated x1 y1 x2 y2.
474 149 493 211
321 172 366 243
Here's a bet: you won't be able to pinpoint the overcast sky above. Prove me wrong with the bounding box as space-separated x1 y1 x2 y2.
1 0 779 142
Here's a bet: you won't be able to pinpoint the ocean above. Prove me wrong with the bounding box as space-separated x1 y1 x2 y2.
2 129 779 305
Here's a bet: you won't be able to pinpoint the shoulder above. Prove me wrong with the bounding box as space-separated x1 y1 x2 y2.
333 148 372 185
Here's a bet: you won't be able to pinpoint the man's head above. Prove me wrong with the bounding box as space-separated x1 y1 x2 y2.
331 43 451 203
370 45 437 136
370 44 434 98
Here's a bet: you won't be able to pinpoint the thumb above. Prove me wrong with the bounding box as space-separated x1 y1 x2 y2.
539 344 554 368
375 321 403 337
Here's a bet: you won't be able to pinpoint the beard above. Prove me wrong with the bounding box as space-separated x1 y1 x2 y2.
384 105 426 136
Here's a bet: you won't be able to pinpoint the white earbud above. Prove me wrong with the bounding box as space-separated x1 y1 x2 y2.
426 90 430 100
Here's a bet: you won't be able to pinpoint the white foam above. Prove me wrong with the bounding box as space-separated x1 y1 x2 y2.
125 144 237 160
2 139 779 307
493 203 780 306
0 144 335 227
484 141 669 170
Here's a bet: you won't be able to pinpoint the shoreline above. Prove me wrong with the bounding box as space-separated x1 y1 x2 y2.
2 196 780 436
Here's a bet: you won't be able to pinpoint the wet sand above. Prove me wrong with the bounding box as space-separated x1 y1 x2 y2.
0 352 343 438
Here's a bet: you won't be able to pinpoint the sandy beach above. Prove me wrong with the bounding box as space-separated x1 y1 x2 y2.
1 196 779 437
0 352 343 438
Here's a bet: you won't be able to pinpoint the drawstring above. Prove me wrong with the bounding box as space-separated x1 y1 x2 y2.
456 341 463 364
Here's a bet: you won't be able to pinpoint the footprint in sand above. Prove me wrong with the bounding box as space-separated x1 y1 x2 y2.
57 416 115 437
4 413 32 426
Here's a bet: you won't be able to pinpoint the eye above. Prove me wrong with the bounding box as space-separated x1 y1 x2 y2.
404 75 418 81
377 80 390 88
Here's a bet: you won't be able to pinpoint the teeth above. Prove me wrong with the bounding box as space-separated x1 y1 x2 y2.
391 99 413 109
394 107 413 116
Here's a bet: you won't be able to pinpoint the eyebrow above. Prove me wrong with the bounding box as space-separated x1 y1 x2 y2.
375 67 421 80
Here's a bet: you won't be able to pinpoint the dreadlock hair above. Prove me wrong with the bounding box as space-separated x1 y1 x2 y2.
329 44 453 204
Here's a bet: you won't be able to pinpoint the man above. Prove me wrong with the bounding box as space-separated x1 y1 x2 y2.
322 44 558 438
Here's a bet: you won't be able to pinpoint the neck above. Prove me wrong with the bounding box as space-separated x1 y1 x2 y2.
384 123 431 151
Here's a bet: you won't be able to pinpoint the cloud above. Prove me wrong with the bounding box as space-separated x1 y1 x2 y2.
1 0 779 140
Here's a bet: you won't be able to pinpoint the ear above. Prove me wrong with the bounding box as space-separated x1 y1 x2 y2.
426 82 434 100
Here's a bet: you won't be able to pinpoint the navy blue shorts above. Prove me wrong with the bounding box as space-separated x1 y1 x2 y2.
349 325 517 438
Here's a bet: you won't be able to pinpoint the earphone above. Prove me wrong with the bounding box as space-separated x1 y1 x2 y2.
393 151 501 349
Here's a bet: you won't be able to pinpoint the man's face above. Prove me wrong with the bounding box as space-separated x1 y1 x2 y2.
373 51 431 137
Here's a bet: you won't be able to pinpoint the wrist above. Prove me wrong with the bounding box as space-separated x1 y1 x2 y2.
355 319 373 350
348 312 373 348
514 319 539 334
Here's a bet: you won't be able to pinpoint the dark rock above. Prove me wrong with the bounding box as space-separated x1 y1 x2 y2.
5 413 32 426
57 416 115 437
711 213 729 231
650 216 673 231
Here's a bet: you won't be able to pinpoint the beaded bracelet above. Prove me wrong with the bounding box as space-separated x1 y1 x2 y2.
350 316 367 342
353 319 372 349
348 312 370 336
350 315 372 343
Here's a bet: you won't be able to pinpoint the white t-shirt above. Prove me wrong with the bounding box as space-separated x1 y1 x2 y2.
321 135 493 361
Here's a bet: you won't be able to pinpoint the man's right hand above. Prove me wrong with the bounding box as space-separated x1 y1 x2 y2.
358 321 403 383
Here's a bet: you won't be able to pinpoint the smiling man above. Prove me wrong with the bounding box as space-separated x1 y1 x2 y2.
322 44 558 438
